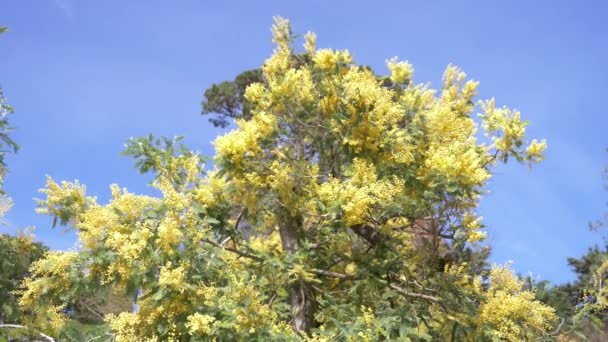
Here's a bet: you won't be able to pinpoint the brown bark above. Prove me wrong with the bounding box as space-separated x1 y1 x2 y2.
277 210 317 334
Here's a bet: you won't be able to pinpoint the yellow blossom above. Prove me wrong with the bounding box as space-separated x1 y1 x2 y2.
386 57 413 84
186 313 216 336
159 263 186 292
303 31 317 55
526 138 547 163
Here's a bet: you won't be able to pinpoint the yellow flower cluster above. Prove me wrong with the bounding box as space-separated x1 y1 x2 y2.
338 67 407 156
19 251 78 306
214 111 277 166
318 159 403 225
463 212 487 243
423 141 490 185
107 312 149 342
195 284 219 307
262 17 292 80
184 154 202 184
386 57 413 84
186 313 216 336
416 67 492 186
480 98 530 155
105 223 151 260
193 169 228 207
158 263 187 293
250 230 283 255
156 214 182 253
222 273 278 332
303 31 317 55
441 65 479 114
477 265 557 341
270 68 316 106
36 176 89 221
244 82 266 104
526 138 547 163
155 177 188 211
313 49 352 71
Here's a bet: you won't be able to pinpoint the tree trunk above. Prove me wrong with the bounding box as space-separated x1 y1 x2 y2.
277 210 316 334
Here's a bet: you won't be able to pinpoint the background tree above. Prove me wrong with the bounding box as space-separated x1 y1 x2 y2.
0 27 19 190
534 155 608 341
0 232 47 325
0 26 131 342
202 69 264 128
0 25 33 328
19 18 557 341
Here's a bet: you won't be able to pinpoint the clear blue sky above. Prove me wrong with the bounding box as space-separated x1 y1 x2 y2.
1 0 607 284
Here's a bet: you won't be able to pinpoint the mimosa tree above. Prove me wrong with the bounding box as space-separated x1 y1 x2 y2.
20 18 556 341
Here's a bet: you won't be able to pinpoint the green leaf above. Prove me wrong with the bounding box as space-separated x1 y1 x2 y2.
206 217 220 225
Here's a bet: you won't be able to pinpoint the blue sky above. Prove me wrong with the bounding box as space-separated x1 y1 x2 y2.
1 0 607 284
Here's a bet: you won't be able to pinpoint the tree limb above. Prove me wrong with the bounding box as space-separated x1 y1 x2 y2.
349 224 386 246
0 324 55 342
388 283 443 303
201 238 264 262
312 268 357 280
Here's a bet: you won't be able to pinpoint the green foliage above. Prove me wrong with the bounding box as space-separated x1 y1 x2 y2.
0 89 19 191
551 245 608 339
202 69 264 128
57 321 113 342
122 134 205 181
68 289 133 324
0 233 47 324
0 28 19 191
532 157 608 340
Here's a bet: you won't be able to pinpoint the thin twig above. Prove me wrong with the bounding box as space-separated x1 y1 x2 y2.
201 238 264 262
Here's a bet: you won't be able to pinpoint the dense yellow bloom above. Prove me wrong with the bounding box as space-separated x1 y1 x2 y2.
107 313 149 342
477 266 557 341
250 230 283 255
155 178 188 210
268 68 316 105
318 164 404 225
195 284 219 307
186 313 216 336
386 57 413 84
423 141 490 185
313 49 352 71
244 82 266 104
156 214 182 253
214 111 277 166
158 263 186 292
105 224 150 261
193 169 229 207
19 251 78 307
36 176 89 221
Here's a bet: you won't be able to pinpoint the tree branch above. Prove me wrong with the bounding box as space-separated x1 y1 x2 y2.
350 224 386 246
201 238 264 262
312 268 357 280
0 324 55 342
388 283 443 303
